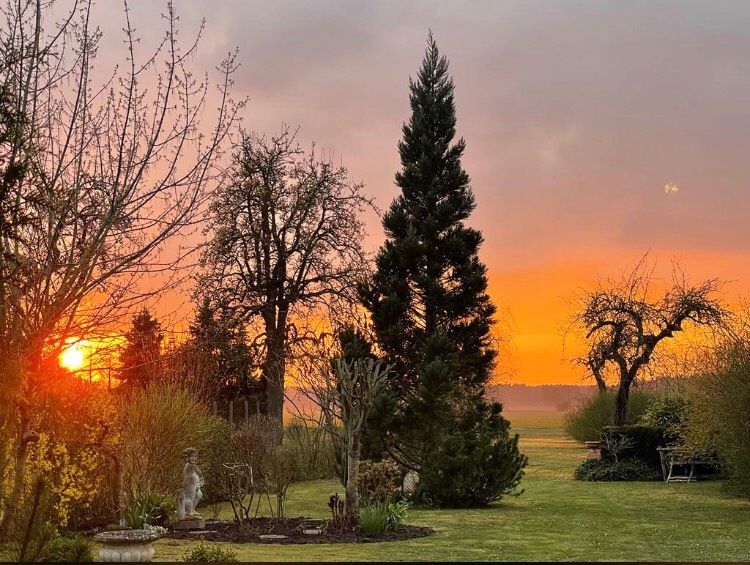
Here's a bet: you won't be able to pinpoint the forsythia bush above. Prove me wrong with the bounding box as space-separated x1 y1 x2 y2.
17 379 119 529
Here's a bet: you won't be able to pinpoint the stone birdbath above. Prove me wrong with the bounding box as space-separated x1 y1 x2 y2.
93 529 162 562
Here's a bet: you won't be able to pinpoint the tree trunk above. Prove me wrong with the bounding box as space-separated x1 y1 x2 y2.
593 373 607 393
345 434 360 521
111 452 124 525
0 405 37 532
613 381 631 426
262 330 286 441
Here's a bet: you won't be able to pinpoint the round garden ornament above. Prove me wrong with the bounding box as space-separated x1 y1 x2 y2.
94 529 162 562
402 470 419 496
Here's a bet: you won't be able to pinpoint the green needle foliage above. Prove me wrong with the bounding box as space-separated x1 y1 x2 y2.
360 33 526 506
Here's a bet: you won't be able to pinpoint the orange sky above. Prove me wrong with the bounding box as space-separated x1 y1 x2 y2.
490 248 750 384
82 1 750 386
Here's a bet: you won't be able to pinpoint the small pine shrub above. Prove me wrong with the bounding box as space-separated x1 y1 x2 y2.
183 543 239 562
419 402 527 508
44 534 94 562
574 459 661 482
565 390 653 442
357 460 402 505
358 504 390 536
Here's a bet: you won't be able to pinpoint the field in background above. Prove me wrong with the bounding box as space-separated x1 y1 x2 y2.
283 384 590 425
152 411 750 562
505 409 565 429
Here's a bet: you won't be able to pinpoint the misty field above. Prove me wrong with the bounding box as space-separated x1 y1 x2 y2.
146 411 750 562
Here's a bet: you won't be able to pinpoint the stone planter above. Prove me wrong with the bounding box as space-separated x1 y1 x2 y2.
584 440 601 460
94 529 162 562
300 518 326 535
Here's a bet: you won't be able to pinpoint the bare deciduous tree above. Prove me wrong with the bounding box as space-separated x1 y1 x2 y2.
297 336 390 520
200 126 374 430
570 257 726 426
0 0 241 529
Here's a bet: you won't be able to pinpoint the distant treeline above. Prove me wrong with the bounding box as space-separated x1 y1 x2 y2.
487 384 597 412
286 384 598 417
287 381 678 417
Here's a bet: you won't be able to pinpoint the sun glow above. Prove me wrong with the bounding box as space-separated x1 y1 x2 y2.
60 341 86 371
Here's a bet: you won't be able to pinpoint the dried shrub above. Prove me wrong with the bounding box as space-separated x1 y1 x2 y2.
357 460 402 505
266 444 300 520
118 383 234 500
284 418 336 481
327 493 355 531
232 415 282 474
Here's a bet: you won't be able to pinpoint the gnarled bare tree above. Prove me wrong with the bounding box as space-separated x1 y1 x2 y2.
295 327 390 520
570 257 726 425
0 0 241 529
200 127 374 430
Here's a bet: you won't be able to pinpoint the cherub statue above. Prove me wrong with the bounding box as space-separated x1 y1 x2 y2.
177 447 204 520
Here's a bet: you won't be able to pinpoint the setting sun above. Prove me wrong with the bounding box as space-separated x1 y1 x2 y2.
60 342 86 371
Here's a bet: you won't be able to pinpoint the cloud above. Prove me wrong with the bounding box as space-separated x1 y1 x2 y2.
85 1 750 382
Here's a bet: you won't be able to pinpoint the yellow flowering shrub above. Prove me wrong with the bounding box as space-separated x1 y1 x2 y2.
23 378 119 529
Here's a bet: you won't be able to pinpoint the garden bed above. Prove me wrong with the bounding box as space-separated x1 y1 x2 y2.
164 518 433 544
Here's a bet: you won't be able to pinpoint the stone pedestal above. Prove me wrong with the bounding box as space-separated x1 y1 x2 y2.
98 542 155 562
172 517 206 530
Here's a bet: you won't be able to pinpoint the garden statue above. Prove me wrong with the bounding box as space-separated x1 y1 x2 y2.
173 447 206 529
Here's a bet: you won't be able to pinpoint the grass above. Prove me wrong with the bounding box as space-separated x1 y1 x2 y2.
149 409 750 561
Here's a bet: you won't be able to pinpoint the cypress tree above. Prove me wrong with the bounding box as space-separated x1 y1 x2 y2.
360 33 526 506
119 308 163 387
188 297 254 399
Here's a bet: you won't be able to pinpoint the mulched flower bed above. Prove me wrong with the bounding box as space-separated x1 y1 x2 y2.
164 517 433 544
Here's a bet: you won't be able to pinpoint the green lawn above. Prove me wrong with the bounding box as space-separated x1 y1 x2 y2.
152 410 750 562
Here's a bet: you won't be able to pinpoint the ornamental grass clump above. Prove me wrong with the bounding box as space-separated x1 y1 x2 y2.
358 499 410 536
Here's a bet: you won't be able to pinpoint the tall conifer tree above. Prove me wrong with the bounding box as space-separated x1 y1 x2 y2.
361 34 525 506
119 308 163 387
188 297 254 399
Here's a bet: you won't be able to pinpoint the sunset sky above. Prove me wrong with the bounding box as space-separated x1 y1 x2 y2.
90 1 750 385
